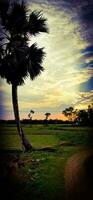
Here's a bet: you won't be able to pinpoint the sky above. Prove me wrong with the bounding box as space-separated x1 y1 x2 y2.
0 0 93 120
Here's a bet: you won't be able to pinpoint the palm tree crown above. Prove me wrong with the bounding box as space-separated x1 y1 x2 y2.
0 0 48 85
28 110 35 119
45 112 51 120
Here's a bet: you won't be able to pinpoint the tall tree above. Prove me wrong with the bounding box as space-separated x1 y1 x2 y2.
0 0 48 151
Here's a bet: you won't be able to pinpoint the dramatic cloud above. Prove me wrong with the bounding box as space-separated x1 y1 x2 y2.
73 90 93 109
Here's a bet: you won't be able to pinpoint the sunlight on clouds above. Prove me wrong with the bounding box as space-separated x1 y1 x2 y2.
85 57 93 64
1 1 92 119
73 90 93 109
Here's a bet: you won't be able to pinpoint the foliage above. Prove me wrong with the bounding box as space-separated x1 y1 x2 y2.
45 113 51 120
62 104 93 126
28 110 35 121
62 107 77 121
77 104 93 126
44 113 51 126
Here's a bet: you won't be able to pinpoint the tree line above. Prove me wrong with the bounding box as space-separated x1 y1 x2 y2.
62 104 93 126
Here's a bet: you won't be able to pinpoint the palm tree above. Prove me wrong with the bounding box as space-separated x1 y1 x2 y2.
45 112 51 125
28 110 35 125
0 0 48 151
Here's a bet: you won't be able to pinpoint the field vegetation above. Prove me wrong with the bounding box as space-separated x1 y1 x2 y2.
0 123 93 200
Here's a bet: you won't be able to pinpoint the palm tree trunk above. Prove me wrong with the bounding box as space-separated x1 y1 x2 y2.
12 84 32 151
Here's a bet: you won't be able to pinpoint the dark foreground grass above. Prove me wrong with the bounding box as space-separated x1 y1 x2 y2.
17 146 79 200
0 146 79 200
0 124 93 200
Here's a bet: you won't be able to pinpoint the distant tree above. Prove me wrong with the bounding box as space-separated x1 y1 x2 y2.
76 104 93 144
87 104 93 143
87 104 93 126
28 110 35 125
44 112 51 125
77 104 93 126
0 0 48 151
62 107 77 122
77 109 88 125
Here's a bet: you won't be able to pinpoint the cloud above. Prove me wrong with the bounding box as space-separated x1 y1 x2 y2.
73 90 93 109
79 77 93 92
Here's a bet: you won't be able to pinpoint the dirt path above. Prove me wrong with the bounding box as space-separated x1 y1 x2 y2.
64 149 93 200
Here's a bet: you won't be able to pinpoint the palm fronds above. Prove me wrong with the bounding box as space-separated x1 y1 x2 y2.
7 1 27 34
0 1 48 85
0 0 9 23
28 11 48 35
28 43 45 80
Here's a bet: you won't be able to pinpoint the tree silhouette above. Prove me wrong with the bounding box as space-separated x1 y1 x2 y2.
45 112 51 125
77 104 93 126
62 107 77 122
88 104 93 126
28 110 35 125
0 0 48 151
77 109 88 125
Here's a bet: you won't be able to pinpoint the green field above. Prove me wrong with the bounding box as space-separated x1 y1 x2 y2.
0 124 93 200
0 124 92 149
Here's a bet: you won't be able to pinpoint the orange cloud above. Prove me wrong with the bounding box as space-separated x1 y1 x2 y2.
21 112 67 121
49 113 67 121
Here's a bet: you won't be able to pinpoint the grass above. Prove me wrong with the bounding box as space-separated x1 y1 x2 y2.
0 134 60 150
0 124 93 200
0 124 92 149
11 146 79 200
